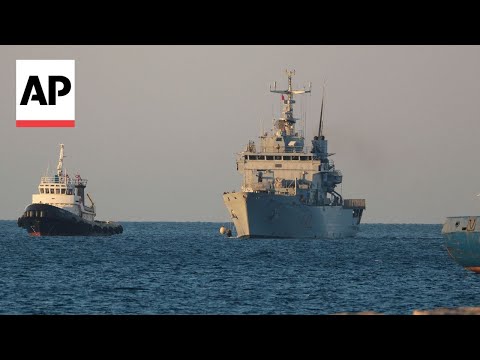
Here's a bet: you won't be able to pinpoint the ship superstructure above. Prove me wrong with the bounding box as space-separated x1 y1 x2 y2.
223 70 365 238
33 144 95 220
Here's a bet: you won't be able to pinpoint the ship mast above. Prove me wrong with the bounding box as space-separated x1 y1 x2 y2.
270 70 311 135
318 87 325 138
57 144 65 177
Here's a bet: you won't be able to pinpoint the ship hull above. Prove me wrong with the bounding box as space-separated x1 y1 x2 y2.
442 216 480 273
223 192 362 238
17 203 123 236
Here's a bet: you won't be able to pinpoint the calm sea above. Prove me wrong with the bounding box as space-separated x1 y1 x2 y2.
1 221 478 314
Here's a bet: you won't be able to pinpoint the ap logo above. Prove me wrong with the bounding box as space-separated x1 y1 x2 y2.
16 60 75 127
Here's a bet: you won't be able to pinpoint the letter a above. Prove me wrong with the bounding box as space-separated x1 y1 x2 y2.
20 76 47 105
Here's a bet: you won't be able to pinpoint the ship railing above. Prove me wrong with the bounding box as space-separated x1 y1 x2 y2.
41 176 67 184
83 205 95 213
255 145 315 154
40 176 88 186
71 178 88 186
343 199 366 209
319 160 335 169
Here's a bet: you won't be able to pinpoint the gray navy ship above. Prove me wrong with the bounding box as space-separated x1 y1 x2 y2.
223 70 366 238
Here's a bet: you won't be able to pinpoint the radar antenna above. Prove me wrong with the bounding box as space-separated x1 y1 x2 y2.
269 70 311 135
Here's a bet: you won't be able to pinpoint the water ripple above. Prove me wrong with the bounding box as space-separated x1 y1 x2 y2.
0 221 476 314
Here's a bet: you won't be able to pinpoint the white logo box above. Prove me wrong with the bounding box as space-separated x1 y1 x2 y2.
16 60 75 127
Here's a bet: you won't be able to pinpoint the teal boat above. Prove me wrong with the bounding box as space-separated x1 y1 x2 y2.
442 216 480 273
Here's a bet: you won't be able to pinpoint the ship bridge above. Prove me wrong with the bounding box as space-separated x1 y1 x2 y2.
38 175 87 195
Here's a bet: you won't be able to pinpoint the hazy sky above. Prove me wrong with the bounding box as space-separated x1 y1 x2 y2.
1 45 480 223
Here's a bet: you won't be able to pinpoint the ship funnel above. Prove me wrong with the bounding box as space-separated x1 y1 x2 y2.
75 175 86 206
76 186 85 205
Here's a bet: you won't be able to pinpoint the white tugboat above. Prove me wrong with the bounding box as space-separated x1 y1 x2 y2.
222 70 366 238
17 144 123 236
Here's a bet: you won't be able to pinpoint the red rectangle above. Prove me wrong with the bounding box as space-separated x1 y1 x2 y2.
16 120 75 127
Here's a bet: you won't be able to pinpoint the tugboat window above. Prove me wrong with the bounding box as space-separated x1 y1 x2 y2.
266 156 274 160
56 189 60 194
275 156 281 160
61 189 66 194
40 188 44 193
45 188 49 194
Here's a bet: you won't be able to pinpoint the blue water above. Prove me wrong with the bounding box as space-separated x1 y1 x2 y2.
1 221 479 314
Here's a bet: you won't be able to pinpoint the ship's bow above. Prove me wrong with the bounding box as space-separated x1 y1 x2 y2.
223 192 250 237
442 216 480 273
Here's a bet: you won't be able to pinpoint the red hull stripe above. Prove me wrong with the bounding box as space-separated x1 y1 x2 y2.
16 120 75 127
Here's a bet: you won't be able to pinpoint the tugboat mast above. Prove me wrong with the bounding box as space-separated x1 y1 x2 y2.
57 144 65 177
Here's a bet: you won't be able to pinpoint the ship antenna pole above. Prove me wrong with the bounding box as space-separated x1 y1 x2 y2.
318 83 326 137
307 82 312 139
303 92 307 137
57 143 65 177
304 83 310 139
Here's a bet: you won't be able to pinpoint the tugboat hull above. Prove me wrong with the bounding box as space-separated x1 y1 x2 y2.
18 203 123 236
